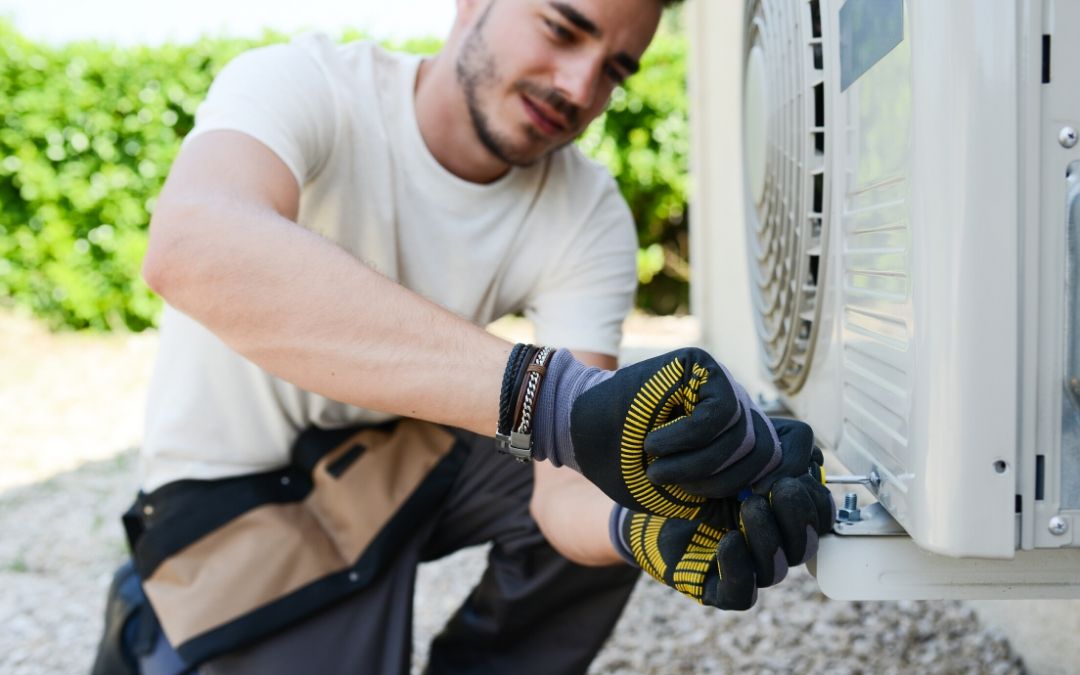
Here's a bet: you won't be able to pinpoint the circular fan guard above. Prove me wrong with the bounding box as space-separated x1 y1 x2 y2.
742 0 831 394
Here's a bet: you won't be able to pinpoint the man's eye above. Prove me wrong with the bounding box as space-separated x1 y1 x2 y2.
544 18 574 42
603 64 626 84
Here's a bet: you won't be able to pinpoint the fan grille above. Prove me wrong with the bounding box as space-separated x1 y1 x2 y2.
742 0 831 394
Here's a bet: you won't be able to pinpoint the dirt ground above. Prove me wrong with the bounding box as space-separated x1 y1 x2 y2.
0 309 1026 674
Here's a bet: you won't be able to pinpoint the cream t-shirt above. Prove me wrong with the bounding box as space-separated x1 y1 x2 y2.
141 33 638 491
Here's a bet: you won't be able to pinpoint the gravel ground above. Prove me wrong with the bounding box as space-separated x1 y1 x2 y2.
0 310 1027 674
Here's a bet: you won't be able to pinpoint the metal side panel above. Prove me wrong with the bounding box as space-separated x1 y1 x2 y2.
1033 0 1080 549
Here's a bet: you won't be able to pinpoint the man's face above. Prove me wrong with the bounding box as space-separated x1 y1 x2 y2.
454 0 663 167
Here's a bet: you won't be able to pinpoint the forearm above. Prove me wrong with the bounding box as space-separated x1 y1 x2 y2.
529 461 624 567
144 198 508 436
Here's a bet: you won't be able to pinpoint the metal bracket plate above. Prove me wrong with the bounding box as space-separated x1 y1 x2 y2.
809 535 1080 600
833 501 907 536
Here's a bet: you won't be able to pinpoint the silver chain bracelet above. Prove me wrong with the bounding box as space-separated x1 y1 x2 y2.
517 346 551 435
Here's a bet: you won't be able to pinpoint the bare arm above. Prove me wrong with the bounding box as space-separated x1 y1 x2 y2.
149 132 627 566
530 351 625 567
143 130 510 435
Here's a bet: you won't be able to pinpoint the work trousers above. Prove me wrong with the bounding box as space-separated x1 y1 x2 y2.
197 428 641 675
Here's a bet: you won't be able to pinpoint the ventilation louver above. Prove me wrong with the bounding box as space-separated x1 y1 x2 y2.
742 0 830 394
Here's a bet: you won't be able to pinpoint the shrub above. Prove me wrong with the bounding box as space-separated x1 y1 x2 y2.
0 21 688 330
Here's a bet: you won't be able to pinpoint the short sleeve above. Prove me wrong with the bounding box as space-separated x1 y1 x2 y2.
525 182 638 357
182 38 337 187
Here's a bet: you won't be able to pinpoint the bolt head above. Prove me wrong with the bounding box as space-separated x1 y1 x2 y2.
837 507 861 522
1049 516 1069 536
1061 126 1079 149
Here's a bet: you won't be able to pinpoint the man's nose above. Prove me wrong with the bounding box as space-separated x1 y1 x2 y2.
553 54 601 111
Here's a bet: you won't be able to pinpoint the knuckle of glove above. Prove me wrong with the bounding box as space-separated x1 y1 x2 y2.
768 476 807 516
768 419 814 469
738 495 787 588
682 345 714 366
644 398 733 459
710 531 758 611
800 470 836 534
774 417 814 446
751 418 817 495
769 476 815 565
664 411 772 499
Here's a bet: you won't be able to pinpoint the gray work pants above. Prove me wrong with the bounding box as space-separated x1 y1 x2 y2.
200 429 641 675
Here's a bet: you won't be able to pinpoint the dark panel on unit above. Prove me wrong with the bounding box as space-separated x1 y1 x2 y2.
839 0 904 91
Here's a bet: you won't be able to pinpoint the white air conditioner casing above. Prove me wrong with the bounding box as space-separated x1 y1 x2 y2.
688 0 1080 595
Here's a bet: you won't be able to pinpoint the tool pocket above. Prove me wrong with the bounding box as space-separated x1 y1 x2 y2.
124 420 467 666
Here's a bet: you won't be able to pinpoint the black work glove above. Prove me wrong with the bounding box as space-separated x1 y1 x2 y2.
613 507 759 610
736 425 835 586
521 348 835 547
610 428 834 606
529 348 783 523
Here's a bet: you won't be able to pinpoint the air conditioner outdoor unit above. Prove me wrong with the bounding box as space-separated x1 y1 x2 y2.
688 0 1080 598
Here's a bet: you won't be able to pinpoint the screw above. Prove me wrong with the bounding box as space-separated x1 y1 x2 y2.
1049 516 1069 536
826 470 881 489
1061 126 1078 149
837 492 861 522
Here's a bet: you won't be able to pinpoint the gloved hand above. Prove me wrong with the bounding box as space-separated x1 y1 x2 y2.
609 437 834 607
736 435 835 586
611 506 759 610
530 347 784 522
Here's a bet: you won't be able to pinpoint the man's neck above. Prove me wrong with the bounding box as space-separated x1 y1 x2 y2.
414 55 512 185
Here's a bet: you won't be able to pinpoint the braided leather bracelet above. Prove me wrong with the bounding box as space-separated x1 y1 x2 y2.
496 345 554 461
497 343 528 439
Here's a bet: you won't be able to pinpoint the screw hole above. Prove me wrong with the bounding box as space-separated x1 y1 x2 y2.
994 460 1008 474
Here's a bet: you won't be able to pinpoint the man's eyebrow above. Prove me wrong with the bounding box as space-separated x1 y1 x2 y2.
548 2 642 76
550 2 600 37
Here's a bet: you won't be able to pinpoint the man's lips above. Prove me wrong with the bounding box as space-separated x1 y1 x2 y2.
521 95 567 135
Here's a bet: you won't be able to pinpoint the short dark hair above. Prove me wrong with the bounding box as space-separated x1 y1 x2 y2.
660 0 685 5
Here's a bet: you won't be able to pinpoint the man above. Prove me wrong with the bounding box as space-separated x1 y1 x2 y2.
92 0 833 673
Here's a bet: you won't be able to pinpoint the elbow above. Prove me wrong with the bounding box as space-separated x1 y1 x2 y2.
141 240 170 297
141 200 201 300
141 229 186 301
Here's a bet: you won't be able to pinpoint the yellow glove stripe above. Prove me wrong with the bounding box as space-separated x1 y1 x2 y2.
629 513 668 582
697 522 725 540
619 358 705 519
672 523 723 602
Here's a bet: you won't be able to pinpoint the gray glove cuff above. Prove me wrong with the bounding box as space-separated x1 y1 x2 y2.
531 349 613 471
609 504 639 568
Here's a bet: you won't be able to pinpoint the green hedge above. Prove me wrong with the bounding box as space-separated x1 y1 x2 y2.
0 21 689 331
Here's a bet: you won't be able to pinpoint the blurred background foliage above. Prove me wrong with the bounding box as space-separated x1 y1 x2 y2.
0 19 689 331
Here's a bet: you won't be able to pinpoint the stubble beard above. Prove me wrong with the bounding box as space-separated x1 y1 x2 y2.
455 4 577 167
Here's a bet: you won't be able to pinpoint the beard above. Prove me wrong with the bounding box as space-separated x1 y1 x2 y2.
455 3 581 167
